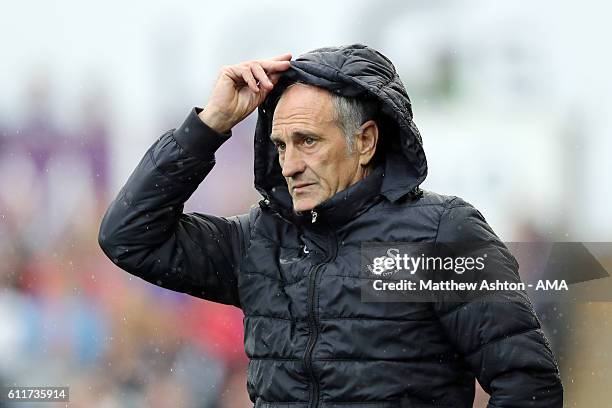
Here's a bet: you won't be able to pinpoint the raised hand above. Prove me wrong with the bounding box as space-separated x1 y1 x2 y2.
199 53 292 133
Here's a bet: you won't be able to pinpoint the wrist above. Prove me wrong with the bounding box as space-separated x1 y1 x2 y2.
198 107 233 134
174 108 232 161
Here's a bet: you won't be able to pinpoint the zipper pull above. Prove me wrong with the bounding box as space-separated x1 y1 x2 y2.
311 210 318 223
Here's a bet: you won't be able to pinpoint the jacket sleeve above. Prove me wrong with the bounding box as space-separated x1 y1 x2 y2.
433 198 563 407
98 108 253 308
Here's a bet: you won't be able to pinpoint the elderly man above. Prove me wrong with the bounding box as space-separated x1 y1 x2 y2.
99 44 563 407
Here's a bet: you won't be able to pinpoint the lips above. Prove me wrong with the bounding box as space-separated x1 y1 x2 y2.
292 183 315 193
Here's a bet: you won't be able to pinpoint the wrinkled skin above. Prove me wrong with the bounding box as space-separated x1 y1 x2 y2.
271 84 378 212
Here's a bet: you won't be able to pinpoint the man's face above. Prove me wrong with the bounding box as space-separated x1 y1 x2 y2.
271 84 363 212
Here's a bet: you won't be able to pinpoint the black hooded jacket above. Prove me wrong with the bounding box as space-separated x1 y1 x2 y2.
99 44 563 407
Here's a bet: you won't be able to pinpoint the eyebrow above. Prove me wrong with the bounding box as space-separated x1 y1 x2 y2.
270 130 320 143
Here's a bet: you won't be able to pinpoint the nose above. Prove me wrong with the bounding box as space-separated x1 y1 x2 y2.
281 146 306 178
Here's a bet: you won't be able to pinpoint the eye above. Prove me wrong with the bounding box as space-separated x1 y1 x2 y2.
275 142 286 152
304 137 316 146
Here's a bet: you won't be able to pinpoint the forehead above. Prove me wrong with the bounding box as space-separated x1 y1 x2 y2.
271 84 335 133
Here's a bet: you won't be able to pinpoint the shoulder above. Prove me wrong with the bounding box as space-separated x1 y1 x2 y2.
416 189 476 211
391 189 494 241
391 189 480 219
415 191 497 243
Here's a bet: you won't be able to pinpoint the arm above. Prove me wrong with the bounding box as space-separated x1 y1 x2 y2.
98 109 251 306
98 53 292 307
434 198 563 407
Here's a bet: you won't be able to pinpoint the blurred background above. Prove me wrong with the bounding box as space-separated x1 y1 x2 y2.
1 0 611 406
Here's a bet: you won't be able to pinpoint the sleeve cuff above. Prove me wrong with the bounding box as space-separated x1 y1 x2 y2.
173 107 232 160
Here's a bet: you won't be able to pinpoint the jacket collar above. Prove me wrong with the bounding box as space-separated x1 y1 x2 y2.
266 165 385 229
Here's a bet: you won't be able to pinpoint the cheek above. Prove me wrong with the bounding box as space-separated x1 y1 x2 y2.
307 146 354 190
331 156 358 185
309 158 335 190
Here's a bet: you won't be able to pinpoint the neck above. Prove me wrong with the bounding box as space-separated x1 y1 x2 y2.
349 163 372 187
362 164 372 179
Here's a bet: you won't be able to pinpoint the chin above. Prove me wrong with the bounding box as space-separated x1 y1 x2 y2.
294 204 314 213
293 198 319 213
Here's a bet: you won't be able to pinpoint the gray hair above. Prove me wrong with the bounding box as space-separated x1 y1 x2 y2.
331 92 378 153
282 82 378 153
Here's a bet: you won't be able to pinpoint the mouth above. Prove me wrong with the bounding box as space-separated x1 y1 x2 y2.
292 183 315 194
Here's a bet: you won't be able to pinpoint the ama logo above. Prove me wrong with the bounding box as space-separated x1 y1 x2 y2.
535 280 569 290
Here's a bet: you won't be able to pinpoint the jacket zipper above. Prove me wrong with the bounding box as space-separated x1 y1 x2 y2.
304 262 322 408
303 229 338 408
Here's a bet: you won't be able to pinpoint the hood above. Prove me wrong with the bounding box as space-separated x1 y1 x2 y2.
253 44 427 222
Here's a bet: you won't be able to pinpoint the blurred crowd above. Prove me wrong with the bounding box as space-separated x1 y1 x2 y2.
0 75 253 407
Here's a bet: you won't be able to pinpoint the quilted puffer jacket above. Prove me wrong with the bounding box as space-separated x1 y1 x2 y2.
99 44 563 407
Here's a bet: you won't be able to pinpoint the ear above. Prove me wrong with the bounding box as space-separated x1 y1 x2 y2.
356 119 379 166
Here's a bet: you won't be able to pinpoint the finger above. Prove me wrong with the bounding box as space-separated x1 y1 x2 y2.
259 59 291 73
268 72 282 86
250 63 273 89
221 65 247 83
240 66 259 93
269 52 292 61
